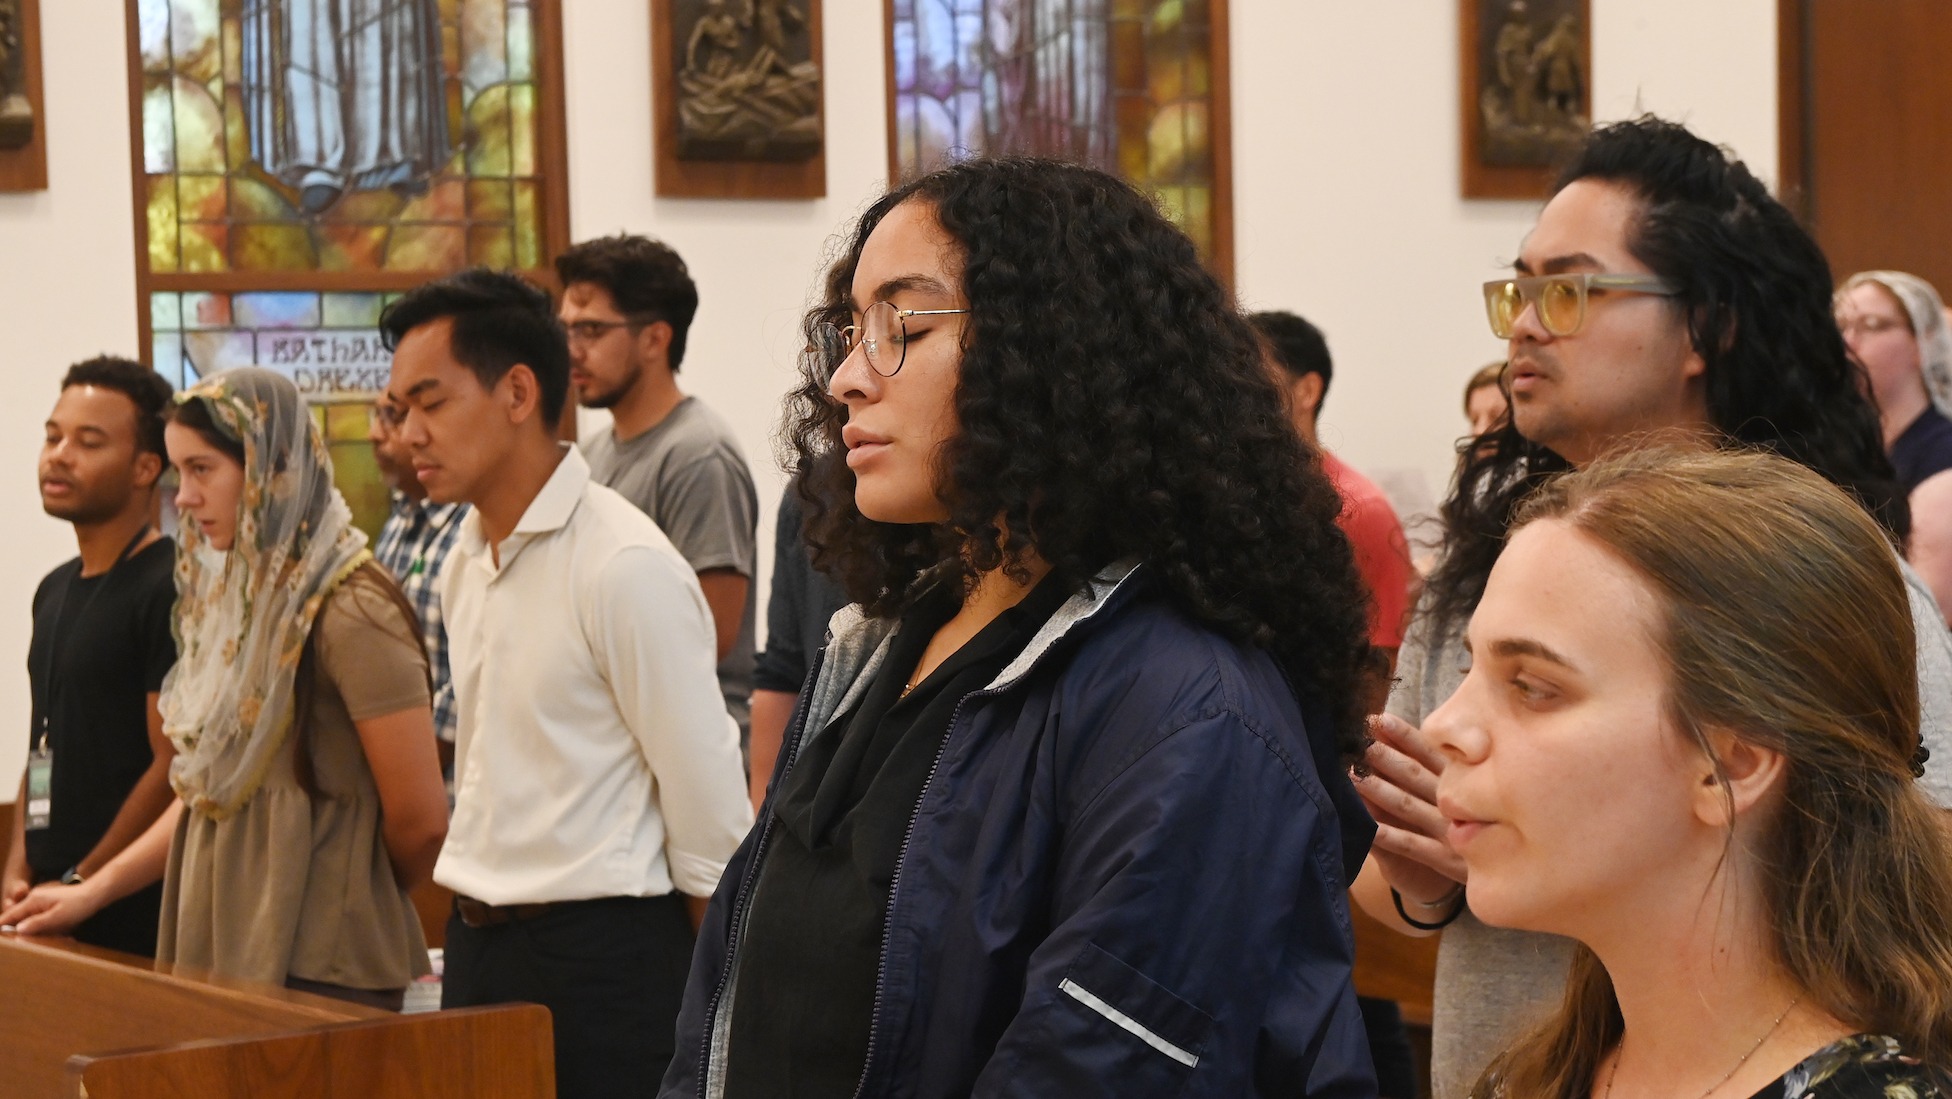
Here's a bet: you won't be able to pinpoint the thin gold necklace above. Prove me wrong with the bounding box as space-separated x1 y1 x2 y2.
1603 997 1799 1099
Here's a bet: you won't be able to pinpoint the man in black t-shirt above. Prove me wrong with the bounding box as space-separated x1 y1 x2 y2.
1 357 178 956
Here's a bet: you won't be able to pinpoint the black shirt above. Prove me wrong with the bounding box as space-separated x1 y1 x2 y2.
24 536 176 955
724 574 1071 1099
753 483 852 694
1893 405 1952 495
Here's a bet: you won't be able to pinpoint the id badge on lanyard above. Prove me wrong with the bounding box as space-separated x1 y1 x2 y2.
27 528 148 836
24 741 51 831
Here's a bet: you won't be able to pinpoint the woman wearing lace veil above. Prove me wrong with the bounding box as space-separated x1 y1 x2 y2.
0 368 448 1006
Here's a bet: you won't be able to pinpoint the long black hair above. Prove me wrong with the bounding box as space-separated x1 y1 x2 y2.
786 156 1373 763
1427 116 1907 633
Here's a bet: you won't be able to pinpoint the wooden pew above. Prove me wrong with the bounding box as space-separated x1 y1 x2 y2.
0 933 553 1098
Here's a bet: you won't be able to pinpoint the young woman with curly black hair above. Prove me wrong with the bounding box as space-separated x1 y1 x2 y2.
659 157 1379 1099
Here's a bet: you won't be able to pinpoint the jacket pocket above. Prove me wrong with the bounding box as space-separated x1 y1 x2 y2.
1055 942 1212 1071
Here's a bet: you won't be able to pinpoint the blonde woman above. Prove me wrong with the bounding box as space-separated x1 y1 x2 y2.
1432 447 1952 1098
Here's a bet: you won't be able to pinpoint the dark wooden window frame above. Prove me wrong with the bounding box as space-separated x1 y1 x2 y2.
1776 0 1808 219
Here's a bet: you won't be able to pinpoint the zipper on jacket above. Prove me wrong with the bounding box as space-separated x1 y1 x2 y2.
845 573 1140 1096
697 652 824 1098
849 682 1009 1099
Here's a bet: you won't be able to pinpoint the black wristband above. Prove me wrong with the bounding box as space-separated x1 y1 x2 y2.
1392 886 1465 931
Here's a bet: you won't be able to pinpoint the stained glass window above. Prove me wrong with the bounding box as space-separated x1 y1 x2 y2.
131 0 567 536
148 290 399 392
889 0 1229 270
136 0 546 278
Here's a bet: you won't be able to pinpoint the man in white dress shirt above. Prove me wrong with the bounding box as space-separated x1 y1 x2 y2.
380 269 751 1099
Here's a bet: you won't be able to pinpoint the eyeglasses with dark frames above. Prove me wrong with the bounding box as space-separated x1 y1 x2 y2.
564 317 657 346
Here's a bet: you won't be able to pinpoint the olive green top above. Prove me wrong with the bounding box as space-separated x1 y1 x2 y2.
158 575 432 991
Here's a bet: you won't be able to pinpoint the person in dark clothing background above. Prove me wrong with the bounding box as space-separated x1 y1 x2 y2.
746 479 850 810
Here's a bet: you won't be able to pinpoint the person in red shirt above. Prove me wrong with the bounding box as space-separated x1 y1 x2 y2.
1251 311 1416 671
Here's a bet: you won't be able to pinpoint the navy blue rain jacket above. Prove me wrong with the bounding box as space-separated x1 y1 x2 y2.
661 563 1378 1098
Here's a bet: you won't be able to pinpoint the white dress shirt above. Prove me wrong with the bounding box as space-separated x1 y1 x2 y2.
434 446 752 905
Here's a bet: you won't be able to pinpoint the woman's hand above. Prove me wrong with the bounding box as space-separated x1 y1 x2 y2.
1 869 29 909
0 879 107 937
1355 713 1468 901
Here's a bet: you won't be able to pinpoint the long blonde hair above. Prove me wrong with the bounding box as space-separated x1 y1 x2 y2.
1475 446 1952 1098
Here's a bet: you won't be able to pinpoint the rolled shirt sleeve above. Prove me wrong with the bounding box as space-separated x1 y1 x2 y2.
755 487 813 694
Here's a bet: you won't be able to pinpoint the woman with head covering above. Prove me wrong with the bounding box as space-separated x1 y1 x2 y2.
1837 271 1952 622
1439 447 1952 1099
1 368 447 1006
1836 271 1952 492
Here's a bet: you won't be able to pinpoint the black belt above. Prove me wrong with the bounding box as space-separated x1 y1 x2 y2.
453 894 562 928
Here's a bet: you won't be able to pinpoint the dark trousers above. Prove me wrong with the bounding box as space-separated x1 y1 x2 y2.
286 975 407 1012
71 880 163 958
442 894 695 1099
1359 995 1420 1099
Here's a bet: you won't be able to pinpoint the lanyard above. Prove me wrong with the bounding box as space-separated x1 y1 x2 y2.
35 525 154 754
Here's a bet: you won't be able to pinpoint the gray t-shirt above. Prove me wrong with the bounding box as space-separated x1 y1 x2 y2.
584 397 759 735
1392 555 1952 1099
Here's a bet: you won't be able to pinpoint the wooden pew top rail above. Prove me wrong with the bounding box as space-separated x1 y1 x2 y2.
0 933 553 1098
70 1004 553 1099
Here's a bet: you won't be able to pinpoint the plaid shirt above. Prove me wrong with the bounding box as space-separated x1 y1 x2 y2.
373 493 469 746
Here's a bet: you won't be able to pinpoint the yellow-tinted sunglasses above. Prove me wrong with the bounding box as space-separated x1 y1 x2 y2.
1483 273 1680 338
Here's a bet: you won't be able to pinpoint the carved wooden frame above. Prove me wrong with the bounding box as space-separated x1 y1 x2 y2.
1459 0 1592 200
0 0 47 192
651 0 826 199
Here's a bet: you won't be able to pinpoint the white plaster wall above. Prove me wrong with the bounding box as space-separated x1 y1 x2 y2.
0 0 145 792
0 0 1778 781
